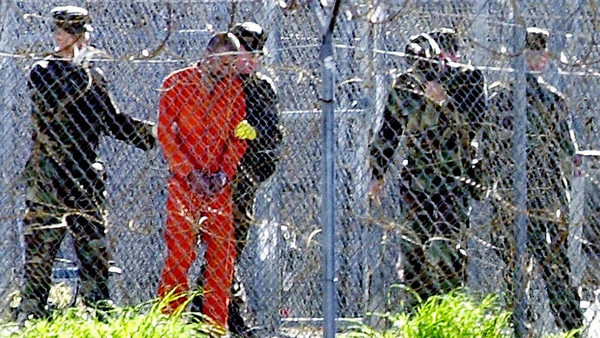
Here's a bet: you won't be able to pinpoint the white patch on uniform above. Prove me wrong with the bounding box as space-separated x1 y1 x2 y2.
92 162 104 171
256 72 278 95
35 60 49 69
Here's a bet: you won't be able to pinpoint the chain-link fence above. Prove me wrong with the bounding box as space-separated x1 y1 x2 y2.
3 0 600 336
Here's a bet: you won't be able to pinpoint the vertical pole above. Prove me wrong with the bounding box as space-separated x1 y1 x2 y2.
467 0 492 292
511 1 528 336
321 21 337 338
550 0 585 288
320 0 342 336
471 0 488 67
361 8 376 316
0 0 19 318
361 3 389 322
266 1 284 332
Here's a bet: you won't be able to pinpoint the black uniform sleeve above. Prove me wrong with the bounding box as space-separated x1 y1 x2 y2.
552 94 576 157
250 78 282 152
239 76 283 183
449 68 487 138
28 60 89 113
93 67 156 151
468 69 487 130
370 84 408 180
484 81 513 161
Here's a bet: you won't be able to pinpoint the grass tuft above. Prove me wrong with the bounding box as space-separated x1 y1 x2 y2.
344 289 513 338
2 290 221 338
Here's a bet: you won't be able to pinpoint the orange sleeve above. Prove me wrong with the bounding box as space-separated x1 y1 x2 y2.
157 74 195 178
221 78 248 180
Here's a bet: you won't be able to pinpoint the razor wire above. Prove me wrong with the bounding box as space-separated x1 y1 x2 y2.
2 0 600 336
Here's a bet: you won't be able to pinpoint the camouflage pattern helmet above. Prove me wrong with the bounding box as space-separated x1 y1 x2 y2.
231 22 267 54
50 6 93 36
429 27 460 55
405 33 442 60
405 33 443 79
526 27 549 51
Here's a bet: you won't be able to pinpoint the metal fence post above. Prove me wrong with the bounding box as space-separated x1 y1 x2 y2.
548 0 585 290
511 2 529 335
471 0 488 67
0 0 21 318
320 0 342 336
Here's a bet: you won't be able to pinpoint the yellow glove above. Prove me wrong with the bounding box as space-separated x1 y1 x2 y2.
234 120 257 140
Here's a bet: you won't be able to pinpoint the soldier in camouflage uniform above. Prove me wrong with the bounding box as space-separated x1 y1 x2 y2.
370 33 487 303
18 6 155 319
230 22 282 335
230 22 282 265
488 28 582 331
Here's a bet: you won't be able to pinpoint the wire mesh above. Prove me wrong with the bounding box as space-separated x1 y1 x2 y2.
1 0 600 336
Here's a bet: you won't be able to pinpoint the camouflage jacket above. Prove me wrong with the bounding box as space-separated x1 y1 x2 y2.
25 48 155 208
370 64 487 195
488 73 575 205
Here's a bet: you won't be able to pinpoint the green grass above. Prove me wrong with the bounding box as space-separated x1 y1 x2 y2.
1 288 584 337
1 291 221 338
344 289 513 338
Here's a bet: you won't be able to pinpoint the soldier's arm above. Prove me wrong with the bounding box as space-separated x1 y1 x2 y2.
28 60 89 112
554 95 576 157
470 69 488 129
458 69 489 199
250 76 283 152
370 84 407 180
459 68 487 137
94 67 156 151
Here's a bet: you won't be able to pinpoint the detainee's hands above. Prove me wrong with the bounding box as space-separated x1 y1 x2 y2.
208 171 228 195
187 170 213 196
187 170 228 196
235 120 257 140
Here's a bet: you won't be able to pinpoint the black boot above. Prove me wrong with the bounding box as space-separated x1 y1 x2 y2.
228 299 252 336
190 269 205 324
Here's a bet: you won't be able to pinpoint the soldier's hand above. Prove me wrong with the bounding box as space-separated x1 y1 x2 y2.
368 179 384 204
423 81 448 105
235 120 257 140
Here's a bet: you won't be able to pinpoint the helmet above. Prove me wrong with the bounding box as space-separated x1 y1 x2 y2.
50 6 92 35
231 22 267 54
429 27 460 56
405 33 443 79
525 27 549 51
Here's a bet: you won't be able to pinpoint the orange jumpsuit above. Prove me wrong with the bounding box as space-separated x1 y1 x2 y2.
157 65 246 328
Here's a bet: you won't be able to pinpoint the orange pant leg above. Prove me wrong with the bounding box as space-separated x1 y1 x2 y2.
158 179 199 312
200 188 236 328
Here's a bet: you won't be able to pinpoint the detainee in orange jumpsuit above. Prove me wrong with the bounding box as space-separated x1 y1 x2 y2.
157 32 253 328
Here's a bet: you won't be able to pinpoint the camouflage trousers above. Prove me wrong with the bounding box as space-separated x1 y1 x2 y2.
19 200 110 318
492 210 583 331
400 187 469 305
